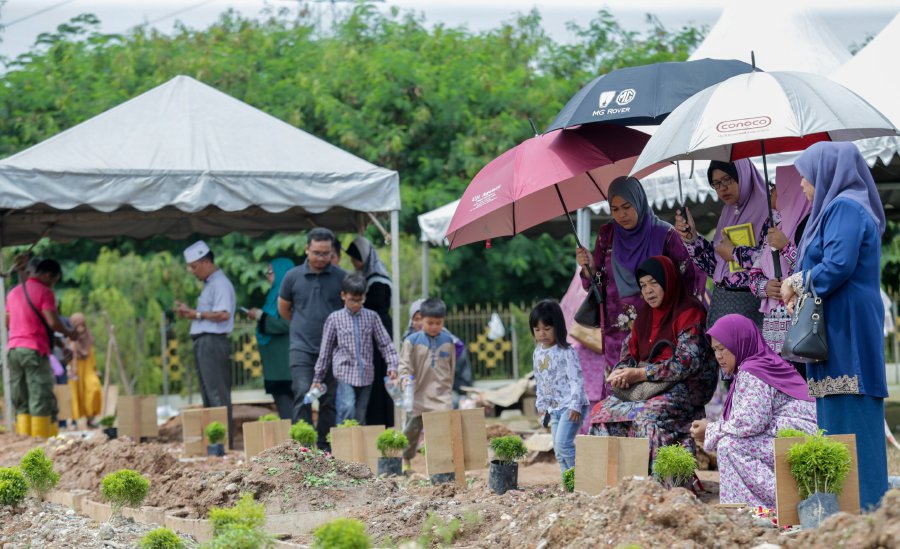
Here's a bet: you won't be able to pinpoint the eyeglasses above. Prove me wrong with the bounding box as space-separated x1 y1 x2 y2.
308 251 332 258
710 174 736 191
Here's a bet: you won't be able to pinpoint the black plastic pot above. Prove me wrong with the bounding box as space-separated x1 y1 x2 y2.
103 427 117 439
207 443 225 457
798 492 839 529
377 457 402 476
489 460 518 495
430 472 456 485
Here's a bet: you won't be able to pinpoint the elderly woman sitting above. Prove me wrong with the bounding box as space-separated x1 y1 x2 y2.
590 256 718 465
691 314 817 508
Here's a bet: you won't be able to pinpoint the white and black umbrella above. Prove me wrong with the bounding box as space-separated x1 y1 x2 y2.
630 70 899 276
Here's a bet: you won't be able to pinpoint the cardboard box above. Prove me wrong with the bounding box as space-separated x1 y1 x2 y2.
423 408 488 486
182 406 229 456
117 395 158 440
330 425 384 474
774 434 859 526
243 419 291 459
574 435 649 495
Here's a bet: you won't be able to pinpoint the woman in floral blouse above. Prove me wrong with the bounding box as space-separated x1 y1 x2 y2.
590 256 718 466
675 159 770 328
575 177 705 404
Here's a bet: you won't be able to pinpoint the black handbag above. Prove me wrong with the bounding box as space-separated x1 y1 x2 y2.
781 273 828 363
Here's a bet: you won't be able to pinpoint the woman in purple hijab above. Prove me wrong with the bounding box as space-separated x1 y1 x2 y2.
691 314 816 508
575 177 705 401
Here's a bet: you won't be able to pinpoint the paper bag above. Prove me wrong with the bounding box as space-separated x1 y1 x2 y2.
243 419 291 459
330 425 384 473
117 395 158 440
574 435 649 495
182 407 229 456
53 385 72 421
774 434 859 526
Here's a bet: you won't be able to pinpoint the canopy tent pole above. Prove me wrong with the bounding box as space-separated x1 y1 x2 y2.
0 249 11 433
421 238 430 299
390 210 401 348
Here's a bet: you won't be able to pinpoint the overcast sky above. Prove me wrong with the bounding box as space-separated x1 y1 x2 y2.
1 0 897 60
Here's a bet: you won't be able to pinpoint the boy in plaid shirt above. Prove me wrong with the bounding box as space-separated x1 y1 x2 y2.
312 274 399 423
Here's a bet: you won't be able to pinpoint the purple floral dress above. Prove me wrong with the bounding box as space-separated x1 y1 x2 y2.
704 370 817 508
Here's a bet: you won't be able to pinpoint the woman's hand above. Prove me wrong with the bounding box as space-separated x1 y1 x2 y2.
715 234 736 262
247 307 262 320
674 209 697 243
690 419 708 443
576 246 594 271
567 409 582 422
765 279 782 299
607 367 647 389
767 227 789 250
781 279 798 314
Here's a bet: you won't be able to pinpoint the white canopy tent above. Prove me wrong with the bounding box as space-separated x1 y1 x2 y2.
0 75 403 429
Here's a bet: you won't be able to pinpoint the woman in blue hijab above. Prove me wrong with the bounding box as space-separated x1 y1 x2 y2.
250 257 295 419
781 141 888 510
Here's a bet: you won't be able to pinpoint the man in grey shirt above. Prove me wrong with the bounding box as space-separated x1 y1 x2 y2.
176 240 236 446
278 228 346 449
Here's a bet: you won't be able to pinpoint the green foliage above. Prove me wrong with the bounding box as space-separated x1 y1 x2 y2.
203 523 274 549
19 448 60 501
375 429 409 458
312 518 371 549
0 467 28 506
489 436 527 465
99 415 116 428
208 493 266 536
257 413 280 422
290 421 318 448
786 431 852 500
204 421 227 445
417 511 482 547
101 469 150 516
776 428 808 439
562 467 575 493
140 528 185 549
652 445 697 489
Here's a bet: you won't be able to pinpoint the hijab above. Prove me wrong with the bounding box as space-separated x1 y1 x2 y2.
404 298 425 339
629 256 706 362
609 176 673 297
795 141 886 265
707 314 812 421
758 166 812 314
256 257 295 346
69 312 94 359
347 236 393 290
710 159 770 283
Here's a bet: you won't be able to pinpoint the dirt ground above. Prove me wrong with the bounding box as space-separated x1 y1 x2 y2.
0 422 896 547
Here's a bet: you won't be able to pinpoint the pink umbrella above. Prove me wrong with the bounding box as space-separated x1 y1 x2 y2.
445 124 656 249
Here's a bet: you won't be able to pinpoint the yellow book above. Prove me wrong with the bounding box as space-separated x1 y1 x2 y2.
722 223 756 273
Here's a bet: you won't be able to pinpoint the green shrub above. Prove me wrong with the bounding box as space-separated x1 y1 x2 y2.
208 493 266 536
562 468 575 493
786 431 852 499
19 447 60 501
258 413 279 422
489 436 528 465
0 467 28 506
203 523 274 549
652 445 697 489
101 469 150 517
375 429 409 458
290 421 318 448
327 419 361 444
140 528 185 549
777 428 808 438
312 518 371 549
99 415 116 428
204 421 227 445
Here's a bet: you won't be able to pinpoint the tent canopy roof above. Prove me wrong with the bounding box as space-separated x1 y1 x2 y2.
0 75 400 245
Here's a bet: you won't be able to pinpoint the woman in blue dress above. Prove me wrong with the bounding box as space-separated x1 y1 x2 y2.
781 141 888 510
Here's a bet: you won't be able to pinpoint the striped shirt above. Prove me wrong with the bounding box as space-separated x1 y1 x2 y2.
313 307 399 387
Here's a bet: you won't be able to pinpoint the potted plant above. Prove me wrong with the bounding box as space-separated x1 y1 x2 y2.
258 413 279 422
562 467 575 493
652 445 697 490
205 421 227 457
375 429 408 477
785 431 852 529
488 435 527 495
99 415 117 439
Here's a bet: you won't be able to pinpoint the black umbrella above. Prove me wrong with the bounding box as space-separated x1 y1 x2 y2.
545 58 755 132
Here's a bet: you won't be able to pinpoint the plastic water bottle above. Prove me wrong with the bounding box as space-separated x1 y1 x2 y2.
403 375 415 413
302 384 327 406
384 376 403 404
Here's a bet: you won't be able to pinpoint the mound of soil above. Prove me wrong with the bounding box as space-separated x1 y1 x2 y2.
784 489 900 548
